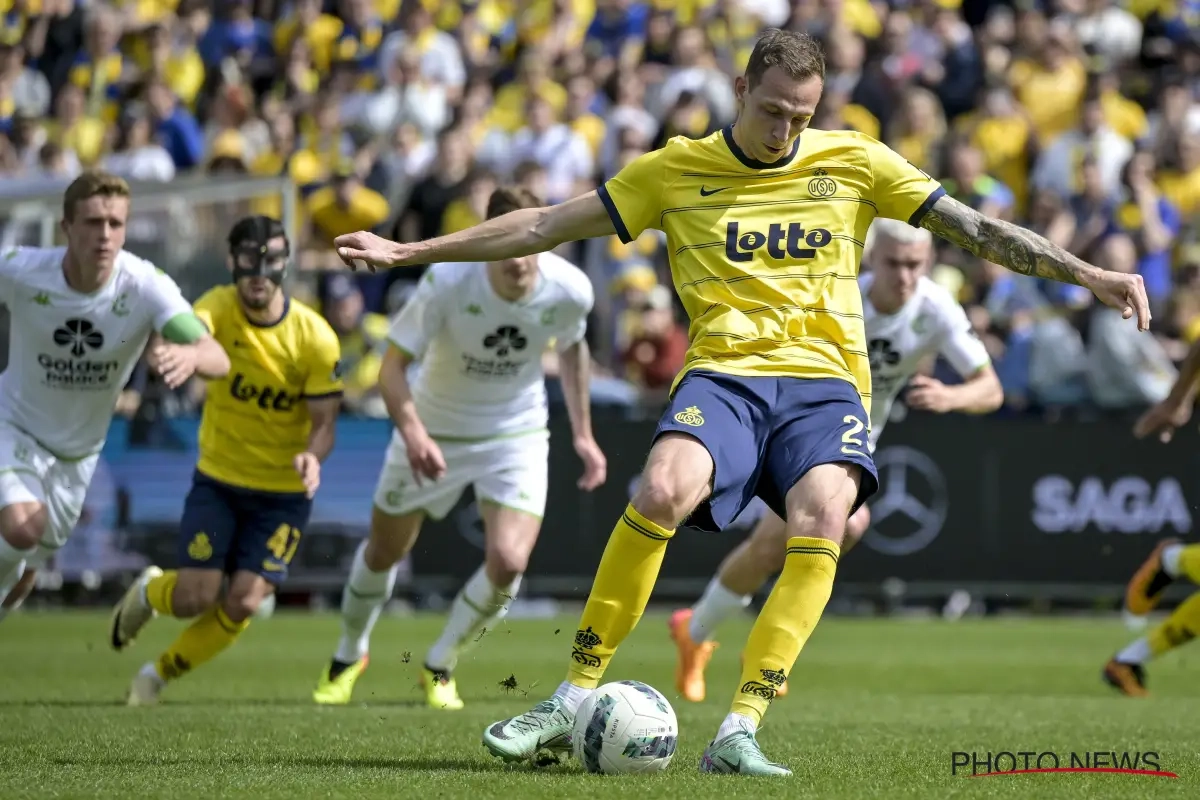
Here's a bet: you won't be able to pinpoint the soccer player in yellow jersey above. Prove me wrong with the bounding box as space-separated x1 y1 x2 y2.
110 216 344 706
333 29 1150 775
1104 336 1200 697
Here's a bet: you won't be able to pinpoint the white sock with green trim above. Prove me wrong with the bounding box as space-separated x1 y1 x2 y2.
334 541 398 663
425 565 521 673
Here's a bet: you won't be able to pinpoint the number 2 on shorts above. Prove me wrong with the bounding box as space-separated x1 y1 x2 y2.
840 415 866 457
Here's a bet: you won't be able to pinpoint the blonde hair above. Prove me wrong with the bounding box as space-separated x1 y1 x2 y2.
863 218 932 265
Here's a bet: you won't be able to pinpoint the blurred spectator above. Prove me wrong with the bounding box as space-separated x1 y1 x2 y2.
0 0 1195 417
306 160 390 247
1033 85 1133 202
0 36 49 120
620 284 688 392
1087 234 1177 408
103 107 176 182
322 274 389 416
1108 149 1181 309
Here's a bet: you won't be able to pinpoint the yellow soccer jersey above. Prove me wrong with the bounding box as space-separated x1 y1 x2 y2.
193 286 344 493
597 126 944 412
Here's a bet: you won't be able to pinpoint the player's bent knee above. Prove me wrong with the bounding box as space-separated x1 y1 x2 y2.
221 593 261 624
484 543 529 584
0 504 47 551
365 508 423 571
786 463 862 543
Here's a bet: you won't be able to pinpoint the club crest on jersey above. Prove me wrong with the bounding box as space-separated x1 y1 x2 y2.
808 169 837 197
725 222 832 263
674 405 704 427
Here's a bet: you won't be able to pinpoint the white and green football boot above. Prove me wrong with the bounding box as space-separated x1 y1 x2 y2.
482 697 574 763
699 730 792 776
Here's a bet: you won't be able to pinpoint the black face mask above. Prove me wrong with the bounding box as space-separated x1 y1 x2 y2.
231 242 290 285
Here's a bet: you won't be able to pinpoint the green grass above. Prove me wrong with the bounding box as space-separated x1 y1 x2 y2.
2 610 1200 799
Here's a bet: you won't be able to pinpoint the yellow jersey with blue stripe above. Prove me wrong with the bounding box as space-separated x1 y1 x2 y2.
597 126 944 413
193 286 343 493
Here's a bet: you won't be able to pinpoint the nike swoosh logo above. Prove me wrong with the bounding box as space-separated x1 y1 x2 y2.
699 186 729 197
715 755 740 772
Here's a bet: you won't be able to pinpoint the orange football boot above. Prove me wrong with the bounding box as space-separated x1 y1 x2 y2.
1103 658 1149 697
668 609 718 702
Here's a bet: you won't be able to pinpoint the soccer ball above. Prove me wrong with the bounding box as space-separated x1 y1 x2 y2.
571 680 678 774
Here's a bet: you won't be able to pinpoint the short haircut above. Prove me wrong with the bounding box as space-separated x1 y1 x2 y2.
228 215 287 251
486 186 541 220
745 28 826 89
62 171 130 221
864 218 932 263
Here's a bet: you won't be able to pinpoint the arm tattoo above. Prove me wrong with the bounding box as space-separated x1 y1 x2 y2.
920 195 1097 286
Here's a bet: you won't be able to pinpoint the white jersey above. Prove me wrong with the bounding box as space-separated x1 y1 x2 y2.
861 273 990 450
388 253 594 439
0 247 192 458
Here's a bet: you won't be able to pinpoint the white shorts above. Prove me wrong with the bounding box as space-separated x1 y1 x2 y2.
0 423 99 568
373 430 550 521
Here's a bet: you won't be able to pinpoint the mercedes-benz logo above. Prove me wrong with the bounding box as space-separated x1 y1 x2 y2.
862 445 948 556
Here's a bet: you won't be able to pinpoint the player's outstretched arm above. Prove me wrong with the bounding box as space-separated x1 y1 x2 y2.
334 192 617 272
919 195 1151 331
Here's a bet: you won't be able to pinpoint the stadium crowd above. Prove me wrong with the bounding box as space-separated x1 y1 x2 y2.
0 0 1197 416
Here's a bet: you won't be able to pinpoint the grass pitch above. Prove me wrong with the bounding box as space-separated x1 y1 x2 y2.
2 610 1199 799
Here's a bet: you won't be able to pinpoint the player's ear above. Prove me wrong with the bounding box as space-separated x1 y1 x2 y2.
733 75 748 103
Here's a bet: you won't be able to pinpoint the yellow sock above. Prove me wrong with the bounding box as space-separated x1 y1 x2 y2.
1176 544 1200 584
1148 591 1200 658
145 571 178 616
155 606 250 682
565 504 673 689
732 536 839 724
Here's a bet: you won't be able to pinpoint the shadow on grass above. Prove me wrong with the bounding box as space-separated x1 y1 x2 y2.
47 753 562 774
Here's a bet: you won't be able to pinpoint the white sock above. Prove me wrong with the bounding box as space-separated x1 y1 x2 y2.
716 712 757 741
689 577 752 642
552 680 591 714
334 541 398 664
139 661 166 687
1162 544 1184 578
1116 637 1153 665
426 565 521 673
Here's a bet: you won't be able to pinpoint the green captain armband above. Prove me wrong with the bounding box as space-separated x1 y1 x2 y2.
160 313 208 344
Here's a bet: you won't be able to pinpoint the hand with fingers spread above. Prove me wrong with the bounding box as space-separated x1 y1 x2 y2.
147 337 201 389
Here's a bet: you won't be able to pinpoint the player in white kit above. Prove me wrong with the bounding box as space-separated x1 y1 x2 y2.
0 172 230 620
313 188 607 709
668 218 1004 702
